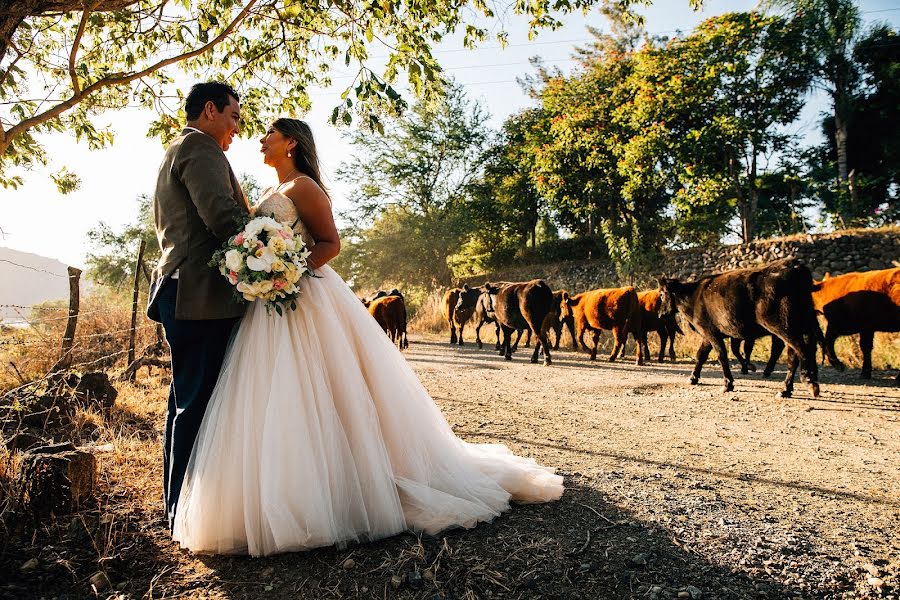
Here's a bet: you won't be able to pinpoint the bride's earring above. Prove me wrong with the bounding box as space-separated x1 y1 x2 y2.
287 151 292 158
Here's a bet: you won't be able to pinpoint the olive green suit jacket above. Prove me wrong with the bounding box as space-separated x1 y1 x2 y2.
147 128 249 322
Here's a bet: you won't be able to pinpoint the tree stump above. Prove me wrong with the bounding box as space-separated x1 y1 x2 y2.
18 442 97 519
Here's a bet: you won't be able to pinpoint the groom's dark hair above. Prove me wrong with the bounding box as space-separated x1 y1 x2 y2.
185 82 240 121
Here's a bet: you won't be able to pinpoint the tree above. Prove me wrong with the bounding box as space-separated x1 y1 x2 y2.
632 12 813 243
86 193 158 287
768 0 863 227
0 0 678 193
334 82 489 288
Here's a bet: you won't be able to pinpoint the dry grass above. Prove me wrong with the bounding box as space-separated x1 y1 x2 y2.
408 287 447 335
0 290 161 393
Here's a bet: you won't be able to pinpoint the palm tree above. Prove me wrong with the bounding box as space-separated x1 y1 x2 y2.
767 0 862 227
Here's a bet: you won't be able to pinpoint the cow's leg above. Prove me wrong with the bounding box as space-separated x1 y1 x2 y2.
565 318 579 351
730 338 751 374
773 327 819 398
608 327 625 362
589 330 601 361
636 330 646 366
552 323 562 350
475 319 484 349
457 321 465 346
657 331 666 363
511 329 523 352
494 321 501 351
743 338 758 372
763 337 785 378
824 326 845 371
577 321 590 352
449 319 457 345
523 329 532 348
711 336 734 392
502 325 514 361
778 346 799 398
690 340 713 385
667 325 677 362
859 330 874 379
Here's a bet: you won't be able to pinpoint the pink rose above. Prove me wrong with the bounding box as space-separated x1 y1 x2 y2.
234 232 245 245
273 278 287 290
228 270 238 284
278 229 292 240
256 240 264 249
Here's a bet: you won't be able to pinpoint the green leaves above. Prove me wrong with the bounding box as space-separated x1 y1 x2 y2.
6 0 686 190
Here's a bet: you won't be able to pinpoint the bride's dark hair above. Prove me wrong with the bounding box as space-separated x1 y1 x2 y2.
272 118 330 199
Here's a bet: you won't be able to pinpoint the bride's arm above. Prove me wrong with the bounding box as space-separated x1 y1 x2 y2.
282 178 340 269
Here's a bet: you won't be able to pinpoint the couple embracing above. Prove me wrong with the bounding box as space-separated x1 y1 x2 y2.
147 81 563 557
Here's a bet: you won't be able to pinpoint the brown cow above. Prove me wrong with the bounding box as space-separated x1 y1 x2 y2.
617 289 679 362
812 267 900 379
658 259 820 398
544 290 578 351
493 280 554 365
367 295 409 350
441 288 463 344
561 286 643 365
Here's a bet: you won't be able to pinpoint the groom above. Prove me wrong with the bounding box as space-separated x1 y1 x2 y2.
147 81 249 529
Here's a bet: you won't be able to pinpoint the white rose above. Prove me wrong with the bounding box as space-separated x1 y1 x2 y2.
244 218 264 237
224 249 243 272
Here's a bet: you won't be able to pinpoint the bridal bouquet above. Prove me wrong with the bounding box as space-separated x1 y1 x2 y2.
210 216 315 315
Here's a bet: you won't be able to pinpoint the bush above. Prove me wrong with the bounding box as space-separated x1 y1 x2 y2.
513 235 607 265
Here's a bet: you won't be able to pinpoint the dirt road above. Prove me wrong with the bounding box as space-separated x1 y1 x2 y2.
7 334 899 599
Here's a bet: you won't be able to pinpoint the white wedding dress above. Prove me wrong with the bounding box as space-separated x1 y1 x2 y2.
172 182 563 557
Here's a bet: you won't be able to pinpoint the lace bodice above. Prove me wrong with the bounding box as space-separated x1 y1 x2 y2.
254 187 315 249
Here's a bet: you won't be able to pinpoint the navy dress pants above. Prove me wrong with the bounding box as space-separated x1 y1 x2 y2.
156 278 239 529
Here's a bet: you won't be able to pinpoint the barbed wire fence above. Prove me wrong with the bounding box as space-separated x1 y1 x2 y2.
1 241 169 401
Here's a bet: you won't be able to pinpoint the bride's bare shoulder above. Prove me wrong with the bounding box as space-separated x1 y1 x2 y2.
281 176 331 208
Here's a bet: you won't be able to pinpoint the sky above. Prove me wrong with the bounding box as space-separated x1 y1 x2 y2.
1 0 898 269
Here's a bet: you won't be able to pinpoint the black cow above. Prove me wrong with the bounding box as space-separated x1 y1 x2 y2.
451 284 486 346
658 259 820 398
493 280 554 365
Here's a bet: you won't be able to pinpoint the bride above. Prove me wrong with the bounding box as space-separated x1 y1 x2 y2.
172 118 564 556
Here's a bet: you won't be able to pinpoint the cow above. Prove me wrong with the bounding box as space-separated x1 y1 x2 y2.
441 288 463 344
616 289 679 362
657 259 820 398
451 284 488 346
812 267 900 379
367 295 409 350
472 287 501 350
493 280 554 365
561 286 643 365
544 290 578 351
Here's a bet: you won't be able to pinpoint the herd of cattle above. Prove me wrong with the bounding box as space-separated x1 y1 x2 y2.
360 261 900 398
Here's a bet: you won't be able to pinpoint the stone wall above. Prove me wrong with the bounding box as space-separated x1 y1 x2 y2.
462 227 900 292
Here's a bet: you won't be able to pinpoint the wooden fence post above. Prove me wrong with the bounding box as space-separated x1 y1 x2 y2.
54 266 81 372
127 240 146 377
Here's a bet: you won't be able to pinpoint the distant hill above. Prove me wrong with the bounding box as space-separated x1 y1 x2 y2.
0 247 71 324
